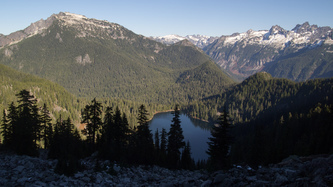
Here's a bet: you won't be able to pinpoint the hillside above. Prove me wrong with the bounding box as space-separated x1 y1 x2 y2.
185 72 333 122
0 12 234 104
0 63 82 123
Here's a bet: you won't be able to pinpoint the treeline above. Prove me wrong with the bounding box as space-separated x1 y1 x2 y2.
230 102 333 166
185 72 333 123
0 90 202 175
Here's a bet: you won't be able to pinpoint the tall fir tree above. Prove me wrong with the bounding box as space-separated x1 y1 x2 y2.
81 98 102 151
14 89 40 156
167 104 185 169
134 104 154 165
1 109 10 147
207 107 233 170
40 103 52 149
181 140 194 170
6 102 18 148
159 127 168 166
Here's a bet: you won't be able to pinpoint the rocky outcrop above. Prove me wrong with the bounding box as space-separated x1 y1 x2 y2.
0 151 332 186
0 15 56 48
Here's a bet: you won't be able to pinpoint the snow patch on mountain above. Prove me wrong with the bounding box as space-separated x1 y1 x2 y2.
151 34 218 48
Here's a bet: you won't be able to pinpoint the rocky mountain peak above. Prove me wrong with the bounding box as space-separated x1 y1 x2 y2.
269 25 287 35
0 14 56 48
292 22 318 33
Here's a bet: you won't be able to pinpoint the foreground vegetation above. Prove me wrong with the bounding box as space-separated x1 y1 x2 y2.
0 91 205 175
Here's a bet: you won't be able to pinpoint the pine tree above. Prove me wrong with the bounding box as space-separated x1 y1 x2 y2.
181 140 194 170
14 89 40 156
40 103 52 149
7 102 18 148
135 104 154 165
1 109 10 147
154 128 160 150
159 127 168 166
167 104 185 169
100 106 113 159
81 98 102 150
207 107 233 170
160 128 167 154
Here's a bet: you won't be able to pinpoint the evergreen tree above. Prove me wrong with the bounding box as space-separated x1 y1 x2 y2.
207 107 233 170
14 89 40 156
99 106 113 159
181 140 194 170
109 107 129 161
159 127 168 166
167 104 185 169
134 104 154 165
1 109 10 147
40 103 52 149
154 128 160 150
160 128 167 155
81 98 102 150
50 116 83 176
6 102 18 148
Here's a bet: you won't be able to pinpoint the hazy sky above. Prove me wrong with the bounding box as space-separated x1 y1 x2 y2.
1 0 332 37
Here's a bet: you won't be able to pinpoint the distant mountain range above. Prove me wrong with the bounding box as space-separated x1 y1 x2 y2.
150 34 218 49
1 12 332 96
0 12 234 103
151 23 333 81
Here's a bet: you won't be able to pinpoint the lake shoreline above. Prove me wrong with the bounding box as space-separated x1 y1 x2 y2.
149 110 210 124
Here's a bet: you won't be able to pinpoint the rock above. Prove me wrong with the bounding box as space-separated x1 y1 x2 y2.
74 172 84 178
213 173 227 184
15 165 25 173
274 173 289 185
113 164 121 172
44 175 56 182
201 179 212 187
81 176 91 183
17 177 29 183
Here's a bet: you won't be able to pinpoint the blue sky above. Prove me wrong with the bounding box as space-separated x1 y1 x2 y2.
1 0 332 37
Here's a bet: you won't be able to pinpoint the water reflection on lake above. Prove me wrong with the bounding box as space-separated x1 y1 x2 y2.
149 112 212 161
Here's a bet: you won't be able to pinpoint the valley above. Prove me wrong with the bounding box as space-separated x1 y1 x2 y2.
0 12 332 183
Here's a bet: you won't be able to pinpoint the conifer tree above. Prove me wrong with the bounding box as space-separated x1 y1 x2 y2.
100 106 113 159
40 103 52 149
181 140 194 170
14 89 40 156
159 127 168 166
154 128 160 150
81 98 102 150
207 107 233 170
135 104 154 165
167 104 185 168
6 102 18 148
160 128 167 154
1 109 10 147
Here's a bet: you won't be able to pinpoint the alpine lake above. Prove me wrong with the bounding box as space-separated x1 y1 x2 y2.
149 111 213 161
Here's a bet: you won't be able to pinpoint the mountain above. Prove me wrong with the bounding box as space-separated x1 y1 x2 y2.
0 63 82 123
150 34 218 48
0 12 234 104
203 22 333 81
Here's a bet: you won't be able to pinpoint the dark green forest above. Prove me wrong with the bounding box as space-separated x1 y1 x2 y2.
1 92 196 175
1 71 332 173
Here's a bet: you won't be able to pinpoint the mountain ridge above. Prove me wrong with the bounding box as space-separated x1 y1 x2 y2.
204 22 333 81
0 12 234 104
